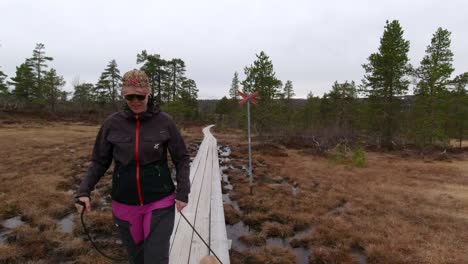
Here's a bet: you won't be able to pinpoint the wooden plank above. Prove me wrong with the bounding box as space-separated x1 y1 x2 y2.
170 125 230 264
209 136 231 264
188 135 214 263
169 136 213 263
169 131 209 249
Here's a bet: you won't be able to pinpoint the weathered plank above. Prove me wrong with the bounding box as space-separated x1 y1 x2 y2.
209 136 230 263
169 125 229 264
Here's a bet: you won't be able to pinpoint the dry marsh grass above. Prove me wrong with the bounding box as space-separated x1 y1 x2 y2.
1 119 467 263
0 120 202 263
214 127 468 264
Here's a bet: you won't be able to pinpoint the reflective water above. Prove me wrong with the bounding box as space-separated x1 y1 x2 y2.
58 214 74 234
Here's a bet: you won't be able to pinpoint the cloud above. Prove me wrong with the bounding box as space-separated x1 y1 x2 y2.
1 0 467 98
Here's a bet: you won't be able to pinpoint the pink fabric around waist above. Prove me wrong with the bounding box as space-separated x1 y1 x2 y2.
112 193 176 244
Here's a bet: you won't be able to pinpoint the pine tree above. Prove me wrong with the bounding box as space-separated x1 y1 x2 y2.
302 92 321 129
181 78 198 100
95 73 110 106
26 43 53 102
43 68 65 112
96 60 121 110
447 72 468 148
10 61 35 101
229 71 240 99
241 51 282 102
413 28 454 145
322 81 357 130
137 50 168 105
361 20 411 148
0 69 8 95
72 83 95 112
283 80 295 100
240 51 283 133
166 58 186 102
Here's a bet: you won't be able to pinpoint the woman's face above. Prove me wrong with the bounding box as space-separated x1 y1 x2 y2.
123 88 149 114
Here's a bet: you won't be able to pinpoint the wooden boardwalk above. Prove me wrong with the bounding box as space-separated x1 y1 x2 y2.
169 125 230 264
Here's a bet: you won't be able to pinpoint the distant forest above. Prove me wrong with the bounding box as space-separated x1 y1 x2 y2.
0 20 467 149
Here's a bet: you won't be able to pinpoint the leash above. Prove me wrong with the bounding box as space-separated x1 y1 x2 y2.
179 211 223 264
76 199 128 262
76 200 223 264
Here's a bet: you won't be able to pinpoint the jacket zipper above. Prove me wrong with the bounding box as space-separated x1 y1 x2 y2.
135 115 143 205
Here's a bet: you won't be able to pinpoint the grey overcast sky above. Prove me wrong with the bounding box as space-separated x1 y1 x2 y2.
1 0 467 99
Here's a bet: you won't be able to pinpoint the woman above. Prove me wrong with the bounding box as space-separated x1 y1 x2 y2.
75 69 190 264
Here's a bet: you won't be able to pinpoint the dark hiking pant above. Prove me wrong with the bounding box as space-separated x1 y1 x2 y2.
113 204 175 264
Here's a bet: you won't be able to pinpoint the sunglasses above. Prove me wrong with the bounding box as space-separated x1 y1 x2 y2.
124 94 146 101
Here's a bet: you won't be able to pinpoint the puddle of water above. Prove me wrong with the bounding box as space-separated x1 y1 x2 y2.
0 216 26 244
328 201 349 215
222 194 241 213
59 214 74 234
258 238 311 264
351 244 368 264
292 186 300 196
266 237 287 247
219 158 231 164
219 165 229 173
220 147 231 157
226 221 253 251
352 252 368 264
221 173 229 183
2 216 25 229
294 247 310 264
291 227 313 240
0 230 12 244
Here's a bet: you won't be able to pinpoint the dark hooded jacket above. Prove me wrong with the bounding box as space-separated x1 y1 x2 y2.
77 106 190 205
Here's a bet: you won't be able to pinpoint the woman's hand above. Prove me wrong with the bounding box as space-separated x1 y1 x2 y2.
75 196 91 214
175 199 187 212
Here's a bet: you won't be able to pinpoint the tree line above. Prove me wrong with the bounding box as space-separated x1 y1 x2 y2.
216 20 468 149
0 45 199 120
1 20 466 148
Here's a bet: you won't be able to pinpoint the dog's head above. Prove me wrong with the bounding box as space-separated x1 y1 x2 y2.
199 255 220 264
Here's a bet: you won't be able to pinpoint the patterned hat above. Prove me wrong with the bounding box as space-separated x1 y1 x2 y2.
122 69 150 94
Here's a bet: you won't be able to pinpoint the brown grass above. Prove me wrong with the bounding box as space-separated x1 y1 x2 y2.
1 120 467 263
242 246 296 264
213 127 468 264
223 204 241 225
0 120 202 263
238 234 266 247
